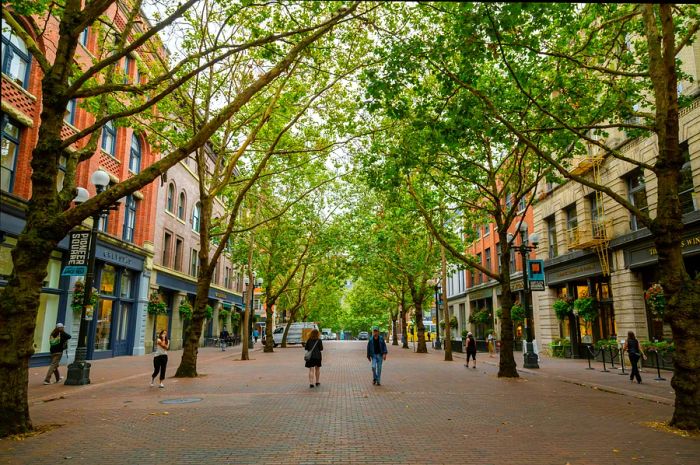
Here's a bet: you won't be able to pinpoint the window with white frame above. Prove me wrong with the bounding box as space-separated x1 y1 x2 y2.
178 192 186 220
101 121 116 155
122 195 136 242
1 19 31 89
129 134 141 173
627 170 648 231
166 183 174 212
1 116 20 193
192 202 201 232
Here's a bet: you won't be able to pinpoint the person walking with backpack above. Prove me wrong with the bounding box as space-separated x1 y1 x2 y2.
623 331 647 384
44 323 71 384
367 327 388 386
465 332 477 369
220 326 230 351
304 329 323 388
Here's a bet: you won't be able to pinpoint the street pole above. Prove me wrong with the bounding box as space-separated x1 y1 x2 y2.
248 283 255 350
434 284 442 350
519 228 539 369
65 212 99 385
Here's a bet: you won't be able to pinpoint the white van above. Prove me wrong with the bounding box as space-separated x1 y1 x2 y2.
273 322 319 346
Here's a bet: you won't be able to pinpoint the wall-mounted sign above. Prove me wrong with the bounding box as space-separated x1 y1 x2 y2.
527 259 545 282
62 231 90 276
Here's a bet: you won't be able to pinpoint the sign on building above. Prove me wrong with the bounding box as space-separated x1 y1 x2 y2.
61 231 90 276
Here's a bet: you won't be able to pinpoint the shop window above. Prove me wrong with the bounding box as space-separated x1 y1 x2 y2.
101 121 116 155
627 169 648 231
178 191 186 219
122 194 136 242
120 271 133 299
1 19 31 88
679 142 695 214
94 299 113 351
34 293 61 353
100 264 116 295
166 183 174 212
118 302 131 340
546 215 558 259
129 134 141 174
1 115 20 193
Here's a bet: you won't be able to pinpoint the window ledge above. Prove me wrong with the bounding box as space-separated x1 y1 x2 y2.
1 73 36 101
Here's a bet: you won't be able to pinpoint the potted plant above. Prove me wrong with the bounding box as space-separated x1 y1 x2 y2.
147 291 168 316
204 304 214 320
644 283 666 321
178 299 193 321
218 308 231 321
552 298 573 321
71 280 98 312
449 315 459 328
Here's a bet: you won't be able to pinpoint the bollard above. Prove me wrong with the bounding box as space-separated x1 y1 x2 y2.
653 351 666 381
585 345 594 370
618 344 626 375
609 346 616 369
600 347 609 372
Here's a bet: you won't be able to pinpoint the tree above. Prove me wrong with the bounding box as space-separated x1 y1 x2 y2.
0 0 361 436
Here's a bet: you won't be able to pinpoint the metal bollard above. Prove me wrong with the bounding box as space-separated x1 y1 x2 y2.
600 347 609 372
609 346 616 369
618 344 626 375
586 345 594 370
653 351 666 381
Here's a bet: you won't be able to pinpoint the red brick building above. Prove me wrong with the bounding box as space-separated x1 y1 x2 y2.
1 6 163 363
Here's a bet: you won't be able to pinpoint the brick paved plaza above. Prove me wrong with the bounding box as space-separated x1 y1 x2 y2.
1 342 698 465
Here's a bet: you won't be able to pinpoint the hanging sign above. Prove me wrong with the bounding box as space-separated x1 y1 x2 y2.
62 231 90 276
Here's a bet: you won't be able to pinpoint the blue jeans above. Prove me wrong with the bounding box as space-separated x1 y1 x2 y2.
371 354 384 383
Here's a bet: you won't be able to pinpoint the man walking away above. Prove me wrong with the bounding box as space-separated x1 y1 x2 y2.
367 327 388 386
44 323 71 384
220 326 230 351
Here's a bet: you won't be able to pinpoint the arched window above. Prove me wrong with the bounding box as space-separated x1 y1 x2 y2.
1 19 32 89
101 121 116 155
178 191 186 219
166 183 174 212
129 134 141 173
192 202 201 232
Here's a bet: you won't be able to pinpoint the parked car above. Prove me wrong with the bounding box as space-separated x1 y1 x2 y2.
358 331 369 340
273 322 319 346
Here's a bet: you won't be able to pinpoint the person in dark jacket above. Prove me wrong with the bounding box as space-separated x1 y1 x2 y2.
624 331 647 384
44 323 71 384
304 329 323 388
366 327 388 386
220 326 230 351
465 332 477 369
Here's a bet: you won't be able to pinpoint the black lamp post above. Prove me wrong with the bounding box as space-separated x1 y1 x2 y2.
65 170 116 385
511 224 540 369
244 275 262 349
433 282 442 349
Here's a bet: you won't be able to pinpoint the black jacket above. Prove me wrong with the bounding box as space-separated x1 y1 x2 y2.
49 332 71 354
304 338 323 360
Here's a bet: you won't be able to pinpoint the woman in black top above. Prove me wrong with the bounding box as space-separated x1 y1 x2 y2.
304 329 323 388
624 331 647 384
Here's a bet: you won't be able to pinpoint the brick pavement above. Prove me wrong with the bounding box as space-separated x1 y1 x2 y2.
1 341 698 465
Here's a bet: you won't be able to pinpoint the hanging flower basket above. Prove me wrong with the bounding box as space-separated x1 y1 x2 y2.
644 283 666 320
469 309 491 325
219 308 231 321
205 305 214 320
71 280 98 312
510 304 525 323
178 299 193 321
552 299 573 321
147 291 168 316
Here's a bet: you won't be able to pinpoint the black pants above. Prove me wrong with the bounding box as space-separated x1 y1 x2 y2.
152 354 168 381
629 354 641 383
466 351 476 362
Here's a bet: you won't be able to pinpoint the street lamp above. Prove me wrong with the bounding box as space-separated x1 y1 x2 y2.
65 169 117 385
510 224 540 369
244 275 262 349
433 282 442 349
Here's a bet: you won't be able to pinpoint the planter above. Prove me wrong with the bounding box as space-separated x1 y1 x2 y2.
449 340 463 353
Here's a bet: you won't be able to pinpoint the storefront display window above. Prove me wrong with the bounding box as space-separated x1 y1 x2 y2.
34 293 60 353
95 299 113 351
100 264 116 295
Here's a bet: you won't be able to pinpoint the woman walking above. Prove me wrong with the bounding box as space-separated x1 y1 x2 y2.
151 330 169 388
465 332 477 369
623 331 646 384
304 329 323 388
44 323 71 385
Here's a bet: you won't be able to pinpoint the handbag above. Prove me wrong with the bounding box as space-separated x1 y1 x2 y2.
304 340 319 362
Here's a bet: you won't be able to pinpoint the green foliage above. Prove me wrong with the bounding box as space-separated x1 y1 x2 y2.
461 329 468 339
573 297 597 323
147 291 168 316
71 280 98 312
549 338 572 358
510 304 525 323
641 340 675 354
204 305 214 320
595 338 618 350
218 308 230 321
178 300 193 321
469 310 491 325
552 299 573 321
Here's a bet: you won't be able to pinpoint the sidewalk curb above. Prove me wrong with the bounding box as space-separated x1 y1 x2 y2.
447 350 674 406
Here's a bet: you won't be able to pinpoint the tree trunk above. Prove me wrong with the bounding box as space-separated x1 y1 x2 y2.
175 268 214 377
392 315 398 345
497 232 518 378
263 298 275 353
281 318 294 348
415 301 427 353
400 309 409 348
